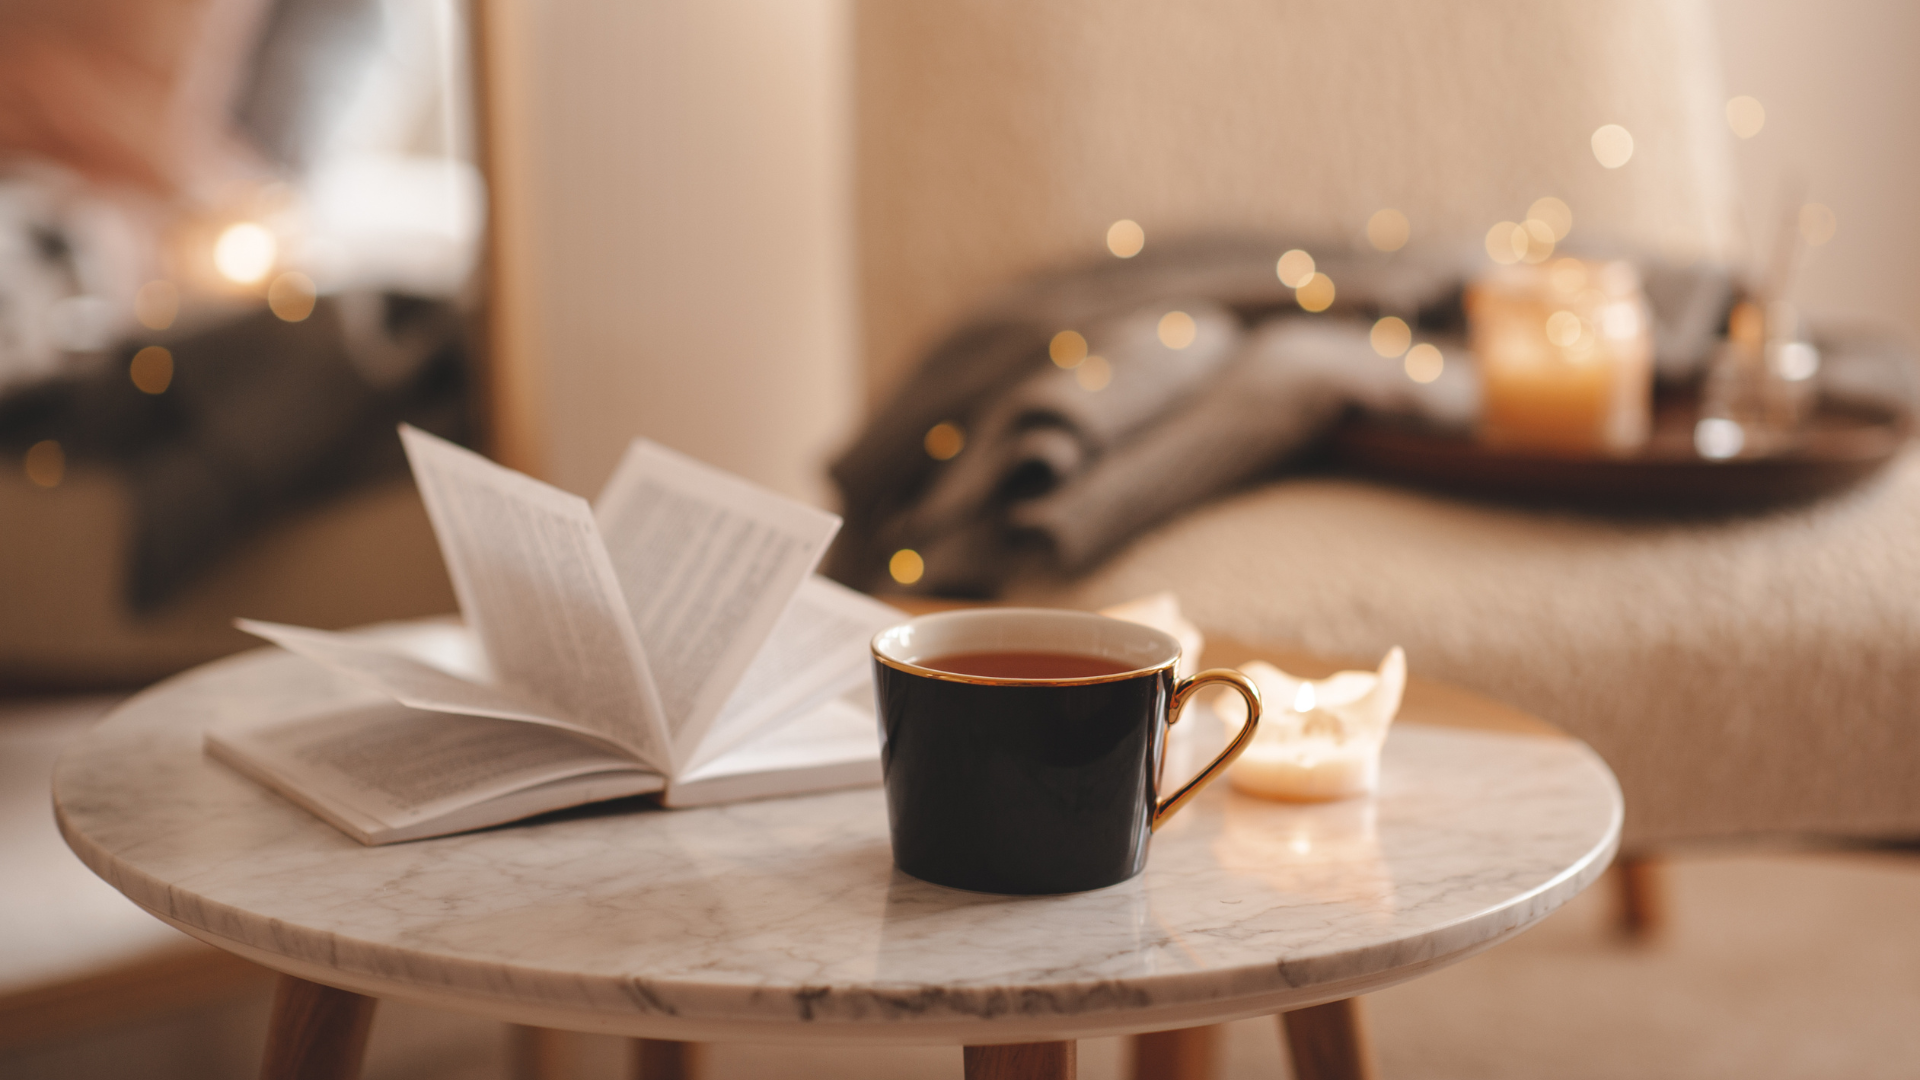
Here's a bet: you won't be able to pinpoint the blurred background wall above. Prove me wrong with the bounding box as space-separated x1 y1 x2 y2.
492 0 1914 504
485 0 854 505
853 0 1739 403
1711 0 1920 339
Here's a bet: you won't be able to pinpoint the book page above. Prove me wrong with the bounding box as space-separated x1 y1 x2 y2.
663 690 881 808
593 439 842 769
208 703 664 839
400 426 671 769
236 620 633 750
682 576 901 774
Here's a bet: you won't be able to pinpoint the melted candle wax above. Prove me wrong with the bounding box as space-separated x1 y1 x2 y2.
1221 648 1406 802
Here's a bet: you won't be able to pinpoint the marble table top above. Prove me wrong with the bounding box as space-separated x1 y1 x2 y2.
54 629 1620 1045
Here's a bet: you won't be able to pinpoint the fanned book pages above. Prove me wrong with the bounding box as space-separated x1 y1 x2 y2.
207 426 904 845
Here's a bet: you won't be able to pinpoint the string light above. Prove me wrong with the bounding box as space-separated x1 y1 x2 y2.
1486 222 1522 265
24 440 64 488
134 281 179 331
1295 273 1336 313
268 272 316 322
1370 317 1411 358
1276 249 1315 288
1545 310 1584 348
213 223 277 284
889 549 925 585
1049 330 1088 368
1076 355 1112 391
1157 311 1197 349
924 423 965 460
1522 220 1555 263
1591 124 1634 169
130 346 173 394
1366 209 1410 252
1726 96 1765 139
1404 343 1443 383
1527 197 1573 241
1106 220 1145 258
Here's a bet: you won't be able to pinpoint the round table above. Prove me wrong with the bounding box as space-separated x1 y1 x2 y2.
54 628 1620 1079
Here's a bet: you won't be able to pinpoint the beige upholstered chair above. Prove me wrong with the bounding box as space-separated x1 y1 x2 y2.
854 0 1920 853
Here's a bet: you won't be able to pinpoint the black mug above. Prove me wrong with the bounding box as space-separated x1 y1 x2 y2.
871 608 1261 894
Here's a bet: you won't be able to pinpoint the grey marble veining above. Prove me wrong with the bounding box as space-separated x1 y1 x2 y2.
53 632 1620 1044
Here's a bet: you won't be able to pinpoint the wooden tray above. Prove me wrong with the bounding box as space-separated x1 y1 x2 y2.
1328 394 1909 513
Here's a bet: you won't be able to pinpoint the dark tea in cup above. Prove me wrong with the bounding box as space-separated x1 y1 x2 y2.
919 650 1135 679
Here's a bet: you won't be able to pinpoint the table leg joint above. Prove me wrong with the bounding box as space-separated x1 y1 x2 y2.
964 1040 1077 1080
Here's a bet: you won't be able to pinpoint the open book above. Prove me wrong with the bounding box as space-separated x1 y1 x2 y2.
208 426 904 845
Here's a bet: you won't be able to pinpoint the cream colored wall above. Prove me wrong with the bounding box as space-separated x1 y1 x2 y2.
496 0 855 505
854 0 1737 402
1712 0 1920 341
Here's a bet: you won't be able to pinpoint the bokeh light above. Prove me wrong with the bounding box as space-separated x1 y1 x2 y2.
214 222 278 284
1545 310 1584 348
1106 219 1145 258
1695 417 1745 460
1049 330 1088 368
1276 249 1316 288
1366 209 1410 252
268 272 317 322
134 281 179 331
1777 341 1819 382
889 549 925 585
1370 316 1411 358
1295 273 1336 313
1549 257 1587 293
1725 96 1766 139
1591 124 1634 169
1527 197 1573 241
1800 203 1837 246
130 346 173 395
1522 219 1556 263
924 422 965 460
24 440 64 488
1485 222 1522 265
1404 343 1444 384
1076 355 1112 391
1157 311 1197 349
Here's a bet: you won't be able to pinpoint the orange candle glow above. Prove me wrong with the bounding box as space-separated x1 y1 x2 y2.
1467 259 1653 457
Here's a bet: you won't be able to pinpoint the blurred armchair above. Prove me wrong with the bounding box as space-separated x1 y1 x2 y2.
851 0 1920 860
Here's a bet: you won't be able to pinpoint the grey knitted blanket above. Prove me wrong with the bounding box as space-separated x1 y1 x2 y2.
826 237 1737 596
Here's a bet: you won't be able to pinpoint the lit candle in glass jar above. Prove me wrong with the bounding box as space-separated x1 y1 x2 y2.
1467 258 1653 456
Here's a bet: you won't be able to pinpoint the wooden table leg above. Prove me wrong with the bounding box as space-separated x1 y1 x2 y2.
1614 853 1665 940
1129 1025 1217 1080
631 1037 696 1079
512 1026 574 1080
964 1040 1076 1079
1280 998 1375 1080
259 974 377 1080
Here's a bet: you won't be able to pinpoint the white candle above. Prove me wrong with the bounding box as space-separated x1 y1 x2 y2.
1222 649 1406 803
1230 734 1381 802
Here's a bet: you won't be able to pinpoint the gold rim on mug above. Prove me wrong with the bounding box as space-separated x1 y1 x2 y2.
869 650 1178 688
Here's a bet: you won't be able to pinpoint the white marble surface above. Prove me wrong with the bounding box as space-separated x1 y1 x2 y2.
53 639 1620 1045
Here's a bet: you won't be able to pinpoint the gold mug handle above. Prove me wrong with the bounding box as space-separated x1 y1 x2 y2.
1151 668 1262 831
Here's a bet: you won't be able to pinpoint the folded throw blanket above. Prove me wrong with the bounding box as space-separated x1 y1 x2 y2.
826 236 1754 596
